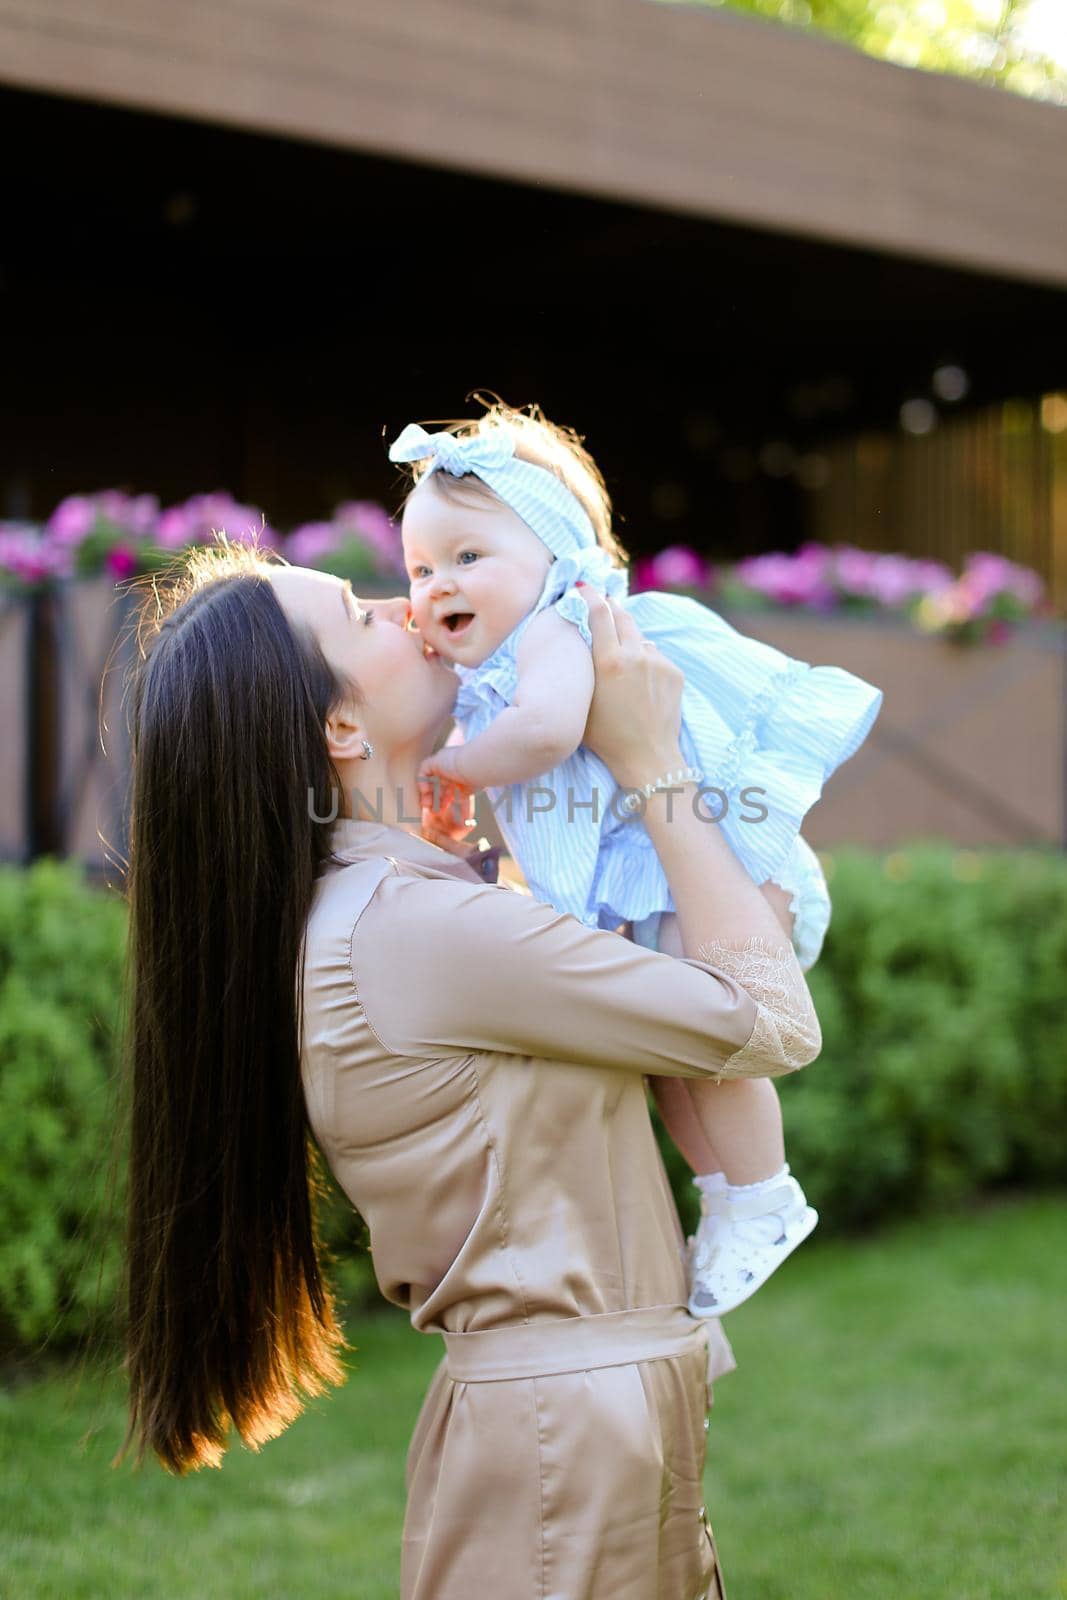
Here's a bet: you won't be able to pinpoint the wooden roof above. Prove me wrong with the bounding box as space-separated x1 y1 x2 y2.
1 0 1065 288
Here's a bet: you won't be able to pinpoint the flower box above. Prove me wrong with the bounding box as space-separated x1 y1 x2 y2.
3 495 1062 871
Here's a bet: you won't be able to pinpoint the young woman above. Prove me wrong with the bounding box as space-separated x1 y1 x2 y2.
118 539 820 1599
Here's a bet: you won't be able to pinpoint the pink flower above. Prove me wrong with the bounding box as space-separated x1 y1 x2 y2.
736 552 834 608
126 494 160 538
287 522 342 567
156 506 194 549
157 493 277 551
95 490 132 527
46 496 96 547
833 547 878 597
105 543 139 579
0 525 73 582
910 560 955 596
868 555 921 608
333 501 406 575
638 544 711 589
960 552 1044 608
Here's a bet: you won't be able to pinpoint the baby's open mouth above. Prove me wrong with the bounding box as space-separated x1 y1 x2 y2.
443 612 475 636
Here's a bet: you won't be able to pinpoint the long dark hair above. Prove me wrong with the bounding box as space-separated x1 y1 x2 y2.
115 539 356 1473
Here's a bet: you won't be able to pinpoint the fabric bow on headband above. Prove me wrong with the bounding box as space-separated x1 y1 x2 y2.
388 421 597 561
389 422 515 478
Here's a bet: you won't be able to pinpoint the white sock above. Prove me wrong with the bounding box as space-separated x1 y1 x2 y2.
725 1164 794 1247
693 1169 727 1192
726 1162 791 1198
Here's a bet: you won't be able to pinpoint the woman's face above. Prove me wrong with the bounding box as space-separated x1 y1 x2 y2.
269 566 458 757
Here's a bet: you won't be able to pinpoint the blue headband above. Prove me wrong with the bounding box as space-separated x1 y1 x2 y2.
388 422 597 562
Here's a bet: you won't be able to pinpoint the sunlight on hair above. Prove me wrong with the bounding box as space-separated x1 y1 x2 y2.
128 530 289 657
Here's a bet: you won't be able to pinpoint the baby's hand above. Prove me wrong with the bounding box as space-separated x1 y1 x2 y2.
420 772 478 854
418 746 482 821
418 744 468 790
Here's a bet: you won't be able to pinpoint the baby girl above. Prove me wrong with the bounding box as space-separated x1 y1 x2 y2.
388 403 882 1315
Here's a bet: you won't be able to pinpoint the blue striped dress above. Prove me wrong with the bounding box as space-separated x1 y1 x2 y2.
452 551 882 963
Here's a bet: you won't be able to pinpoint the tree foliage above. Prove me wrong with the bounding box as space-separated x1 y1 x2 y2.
674 0 1067 101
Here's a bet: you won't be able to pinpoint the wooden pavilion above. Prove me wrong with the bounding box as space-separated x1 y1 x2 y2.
1 0 1066 592
1 0 1065 867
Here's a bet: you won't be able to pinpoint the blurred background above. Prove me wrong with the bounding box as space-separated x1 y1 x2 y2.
1 4 1065 1598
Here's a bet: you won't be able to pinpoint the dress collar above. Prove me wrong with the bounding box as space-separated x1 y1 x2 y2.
322 818 499 885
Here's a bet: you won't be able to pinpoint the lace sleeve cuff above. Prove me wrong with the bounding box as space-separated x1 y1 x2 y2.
696 935 822 1079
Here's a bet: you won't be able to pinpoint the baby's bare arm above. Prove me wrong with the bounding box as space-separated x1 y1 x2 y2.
449 610 594 789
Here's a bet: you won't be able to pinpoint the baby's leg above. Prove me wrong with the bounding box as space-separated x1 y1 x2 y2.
647 1075 721 1173
653 887 818 1315
656 890 794 1183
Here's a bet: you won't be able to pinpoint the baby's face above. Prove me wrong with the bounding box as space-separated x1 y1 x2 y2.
402 477 553 666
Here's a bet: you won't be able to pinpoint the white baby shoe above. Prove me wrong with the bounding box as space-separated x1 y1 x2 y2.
686 1167 818 1318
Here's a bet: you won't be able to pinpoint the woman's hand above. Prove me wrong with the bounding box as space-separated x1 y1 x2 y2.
581 587 686 790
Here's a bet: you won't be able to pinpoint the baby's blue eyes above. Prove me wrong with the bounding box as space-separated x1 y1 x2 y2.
410 552 479 579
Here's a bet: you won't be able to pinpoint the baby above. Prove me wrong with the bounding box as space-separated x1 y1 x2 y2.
389 403 882 1316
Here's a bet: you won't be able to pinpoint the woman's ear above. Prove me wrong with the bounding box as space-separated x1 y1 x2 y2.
324 701 368 765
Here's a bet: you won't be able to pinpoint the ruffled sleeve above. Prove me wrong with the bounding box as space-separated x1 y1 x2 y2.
453 640 523 721
536 547 630 649
705 656 883 886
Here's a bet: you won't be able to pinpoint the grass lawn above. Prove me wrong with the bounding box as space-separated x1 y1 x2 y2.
3 1195 1065 1599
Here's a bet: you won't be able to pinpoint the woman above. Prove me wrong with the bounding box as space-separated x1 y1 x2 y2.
118 540 820 1599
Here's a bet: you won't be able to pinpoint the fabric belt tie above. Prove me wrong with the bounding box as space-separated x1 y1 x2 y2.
441 1303 714 1407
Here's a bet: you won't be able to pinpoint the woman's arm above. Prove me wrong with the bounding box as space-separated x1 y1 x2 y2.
655 881 797 962
581 591 791 956
580 590 821 1072
419 610 593 791
350 870 769 1080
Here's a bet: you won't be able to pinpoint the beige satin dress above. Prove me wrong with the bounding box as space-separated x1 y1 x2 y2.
299 818 815 1600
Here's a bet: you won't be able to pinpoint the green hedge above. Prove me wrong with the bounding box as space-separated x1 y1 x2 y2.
0 860 129 1355
3 847 1065 1353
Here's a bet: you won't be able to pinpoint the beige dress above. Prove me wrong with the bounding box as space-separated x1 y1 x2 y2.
299 818 819 1600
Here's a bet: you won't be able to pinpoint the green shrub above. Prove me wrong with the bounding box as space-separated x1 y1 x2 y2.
0 858 377 1358
803 843 1067 1223
0 859 128 1354
3 846 1065 1353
